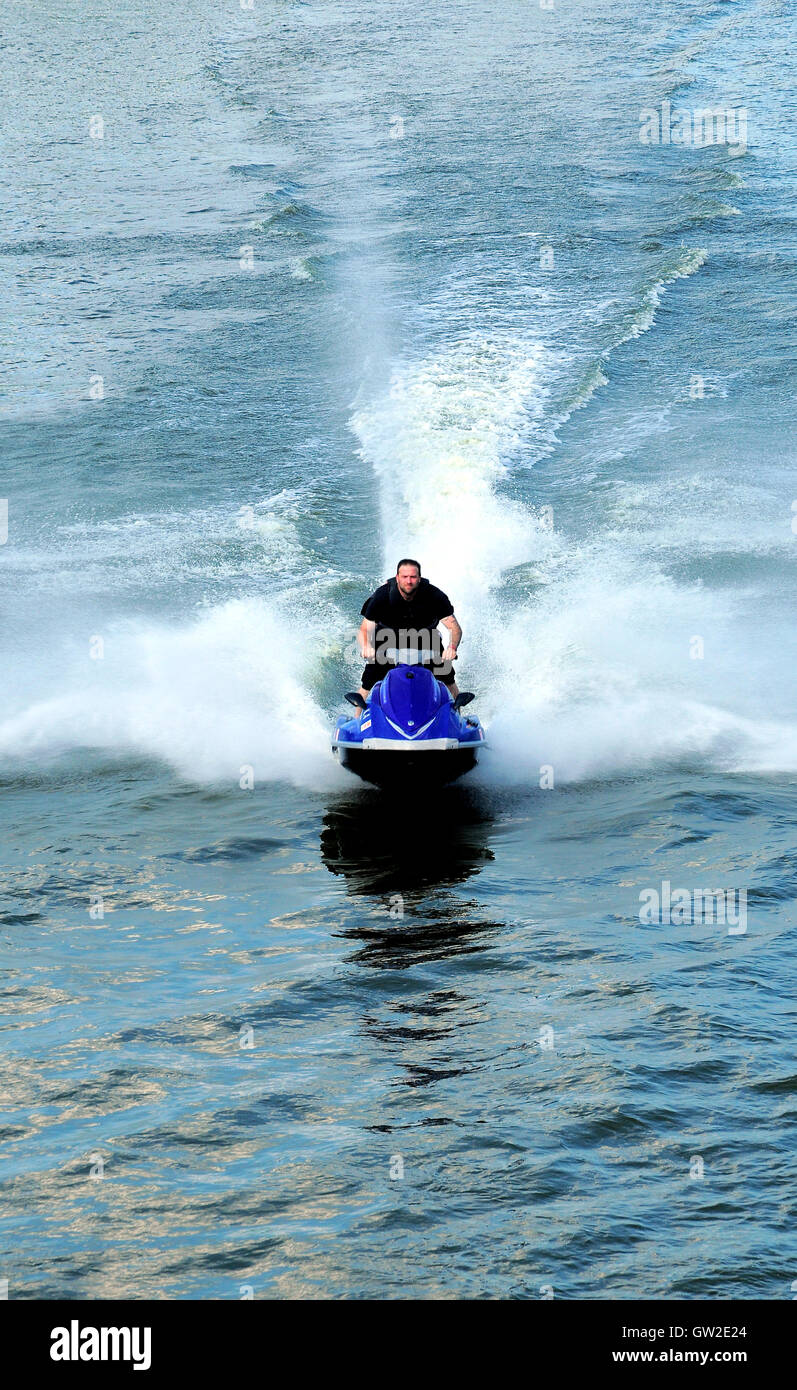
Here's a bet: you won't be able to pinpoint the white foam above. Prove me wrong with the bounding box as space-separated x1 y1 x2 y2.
482 524 797 783
353 325 797 786
351 336 562 613
623 247 708 342
0 598 342 789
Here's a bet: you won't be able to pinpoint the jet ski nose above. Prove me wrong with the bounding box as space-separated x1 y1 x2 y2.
380 665 442 728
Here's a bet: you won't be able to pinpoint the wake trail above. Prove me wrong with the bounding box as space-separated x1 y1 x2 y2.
350 305 797 785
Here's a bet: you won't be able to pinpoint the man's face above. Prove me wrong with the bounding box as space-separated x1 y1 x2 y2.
396 565 421 599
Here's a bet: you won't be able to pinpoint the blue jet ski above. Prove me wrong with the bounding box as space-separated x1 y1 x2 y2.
332 660 486 786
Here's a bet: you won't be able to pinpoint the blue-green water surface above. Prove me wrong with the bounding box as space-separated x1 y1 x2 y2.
1 0 796 1299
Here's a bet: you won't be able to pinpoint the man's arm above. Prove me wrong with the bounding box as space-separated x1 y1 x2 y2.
440 613 462 663
358 617 376 661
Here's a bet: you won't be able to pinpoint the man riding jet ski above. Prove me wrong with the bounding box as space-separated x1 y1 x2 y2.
357 558 462 704
332 559 485 785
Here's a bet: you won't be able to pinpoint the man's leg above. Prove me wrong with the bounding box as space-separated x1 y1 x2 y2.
357 663 381 716
432 661 458 700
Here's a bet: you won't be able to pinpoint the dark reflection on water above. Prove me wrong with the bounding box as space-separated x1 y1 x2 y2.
320 785 501 969
340 910 505 970
321 788 502 1097
361 984 486 1089
320 785 495 896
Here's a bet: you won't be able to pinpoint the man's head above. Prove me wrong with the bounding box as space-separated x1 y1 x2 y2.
395 559 421 599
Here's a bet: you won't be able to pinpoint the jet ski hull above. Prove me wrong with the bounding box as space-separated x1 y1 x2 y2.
332 664 485 787
333 741 480 787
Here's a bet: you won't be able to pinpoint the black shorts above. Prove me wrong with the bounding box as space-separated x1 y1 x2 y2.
361 660 456 691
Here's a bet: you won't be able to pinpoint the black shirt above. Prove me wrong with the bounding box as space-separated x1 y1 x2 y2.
361 577 454 663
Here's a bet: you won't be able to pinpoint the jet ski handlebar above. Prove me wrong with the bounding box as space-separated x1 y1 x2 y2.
382 647 447 665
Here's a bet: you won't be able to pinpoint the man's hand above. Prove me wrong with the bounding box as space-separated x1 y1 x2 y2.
440 614 462 665
358 617 376 663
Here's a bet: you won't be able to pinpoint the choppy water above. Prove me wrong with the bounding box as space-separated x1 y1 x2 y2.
1 0 796 1298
